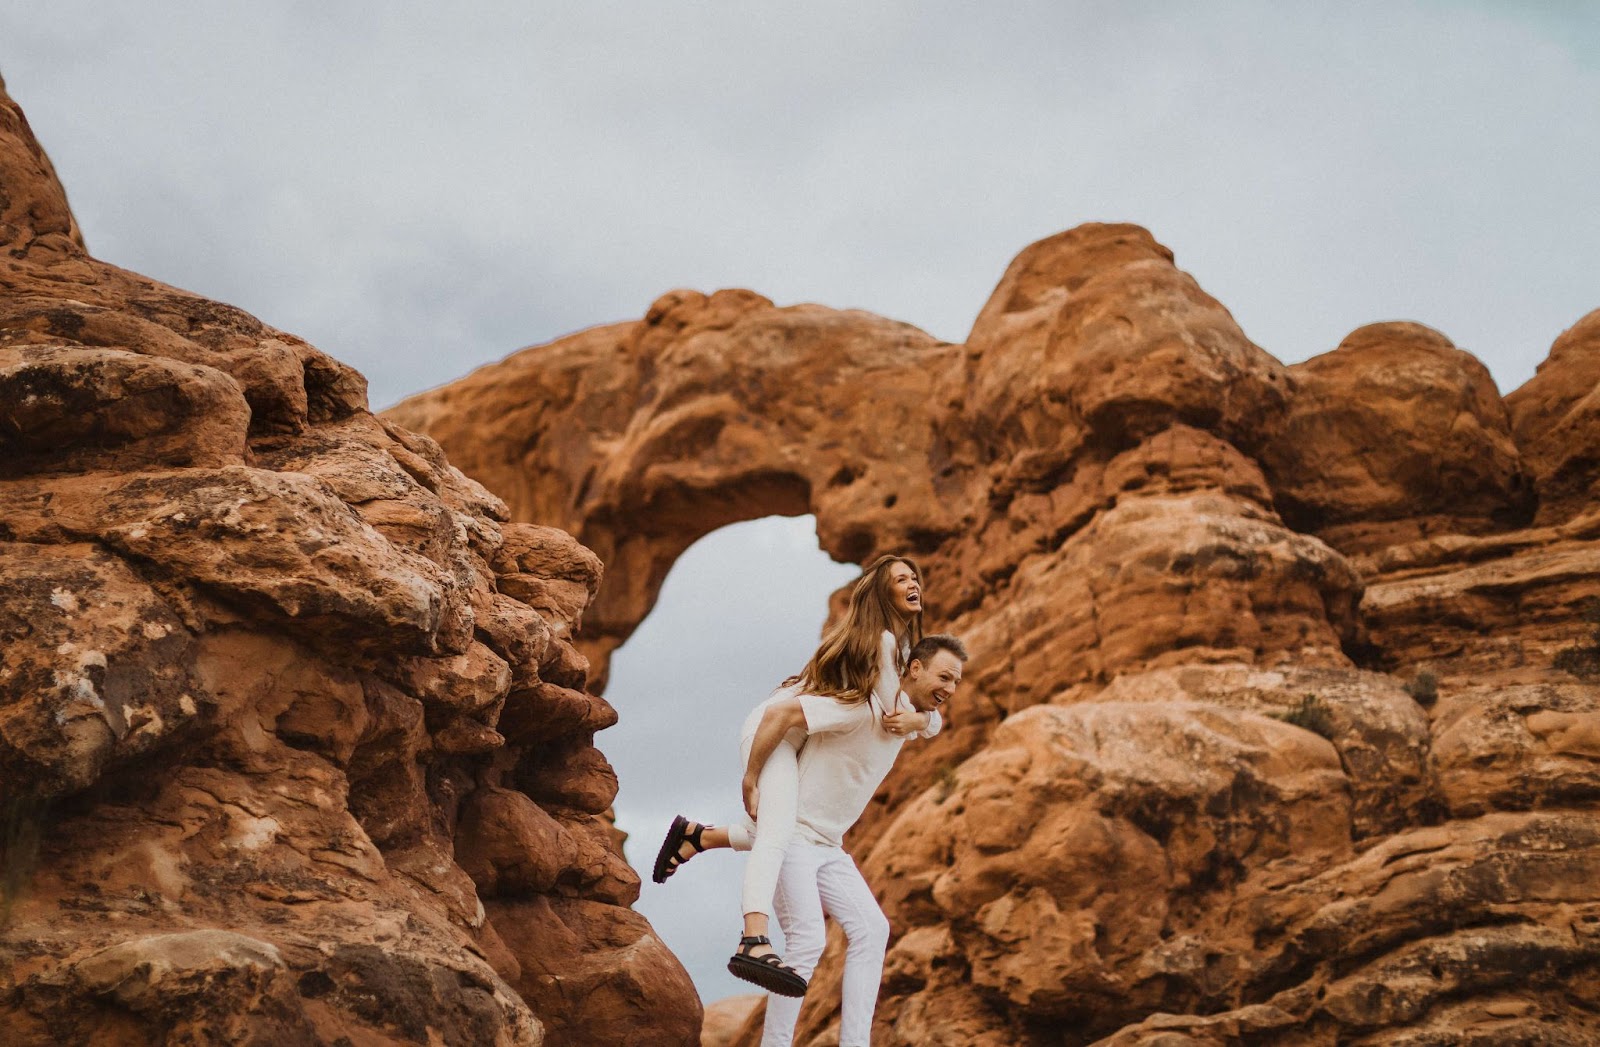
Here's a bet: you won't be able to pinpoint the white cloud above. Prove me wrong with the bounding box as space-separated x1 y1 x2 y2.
6 2 1596 410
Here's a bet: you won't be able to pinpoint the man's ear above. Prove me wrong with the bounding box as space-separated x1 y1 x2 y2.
906 658 924 677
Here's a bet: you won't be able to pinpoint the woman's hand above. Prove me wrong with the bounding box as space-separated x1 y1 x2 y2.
742 773 760 820
882 709 927 737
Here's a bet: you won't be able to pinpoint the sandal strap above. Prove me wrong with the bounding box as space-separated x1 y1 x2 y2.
662 820 710 872
739 935 771 948
749 953 795 970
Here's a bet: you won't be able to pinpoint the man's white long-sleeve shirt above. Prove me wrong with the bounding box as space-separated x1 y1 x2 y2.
790 631 940 848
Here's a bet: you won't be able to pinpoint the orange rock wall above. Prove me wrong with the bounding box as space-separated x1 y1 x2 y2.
391 224 1600 1044
0 75 698 1046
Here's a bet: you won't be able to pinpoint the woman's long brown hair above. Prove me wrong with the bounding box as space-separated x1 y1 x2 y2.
783 554 924 704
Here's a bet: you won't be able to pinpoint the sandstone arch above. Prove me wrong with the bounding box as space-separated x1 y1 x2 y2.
393 224 1600 1045
387 225 1360 703
387 287 968 688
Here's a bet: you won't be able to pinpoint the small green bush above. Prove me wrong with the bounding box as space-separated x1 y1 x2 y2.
1273 694 1338 740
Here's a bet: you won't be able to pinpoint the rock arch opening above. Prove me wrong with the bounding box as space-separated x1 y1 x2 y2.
576 468 815 692
601 514 859 1003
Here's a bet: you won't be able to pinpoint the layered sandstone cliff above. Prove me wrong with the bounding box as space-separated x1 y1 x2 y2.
391 231 1600 1043
0 75 698 1046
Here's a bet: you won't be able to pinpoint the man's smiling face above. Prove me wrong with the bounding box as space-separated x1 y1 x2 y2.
903 649 962 713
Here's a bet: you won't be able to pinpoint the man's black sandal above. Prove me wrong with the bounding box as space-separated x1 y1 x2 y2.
727 936 808 997
652 815 707 883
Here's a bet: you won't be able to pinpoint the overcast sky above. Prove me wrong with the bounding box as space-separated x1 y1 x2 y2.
5 0 1598 1006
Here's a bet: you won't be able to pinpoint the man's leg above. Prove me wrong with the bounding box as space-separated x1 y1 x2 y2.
761 842 828 1047
815 850 891 1047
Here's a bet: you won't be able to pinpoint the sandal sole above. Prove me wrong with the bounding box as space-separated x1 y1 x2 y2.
727 954 808 998
651 815 689 884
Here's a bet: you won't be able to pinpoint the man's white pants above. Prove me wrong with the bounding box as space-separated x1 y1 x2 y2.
761 839 890 1047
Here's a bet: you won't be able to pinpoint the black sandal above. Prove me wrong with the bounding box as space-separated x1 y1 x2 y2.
652 815 708 883
727 935 808 997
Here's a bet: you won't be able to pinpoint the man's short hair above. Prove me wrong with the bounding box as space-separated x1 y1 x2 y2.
908 633 968 666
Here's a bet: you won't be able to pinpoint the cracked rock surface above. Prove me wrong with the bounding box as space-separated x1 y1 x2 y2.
0 74 698 1046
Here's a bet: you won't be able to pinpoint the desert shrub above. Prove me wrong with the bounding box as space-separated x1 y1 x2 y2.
1404 668 1439 706
1554 598 1600 682
935 764 960 804
1273 694 1337 740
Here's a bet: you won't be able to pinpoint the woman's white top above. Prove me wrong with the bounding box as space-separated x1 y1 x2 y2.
743 631 941 745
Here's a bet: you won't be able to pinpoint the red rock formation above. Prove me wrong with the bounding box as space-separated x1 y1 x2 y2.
700 994 761 1046
0 74 697 1046
1506 308 1600 525
392 224 1600 1043
387 289 964 690
1260 321 1533 552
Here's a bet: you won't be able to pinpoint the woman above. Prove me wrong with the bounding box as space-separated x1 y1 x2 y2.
651 554 941 996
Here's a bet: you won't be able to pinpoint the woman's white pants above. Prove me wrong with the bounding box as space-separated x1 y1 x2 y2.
761 839 890 1047
726 700 803 917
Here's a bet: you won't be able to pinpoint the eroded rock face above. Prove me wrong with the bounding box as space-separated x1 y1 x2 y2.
1260 322 1533 552
392 218 1600 1044
700 994 762 1047
1507 309 1600 526
0 75 697 1046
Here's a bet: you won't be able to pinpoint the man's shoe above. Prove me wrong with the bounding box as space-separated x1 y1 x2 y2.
727 936 807 997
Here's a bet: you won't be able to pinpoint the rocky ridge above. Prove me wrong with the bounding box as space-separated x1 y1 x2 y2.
390 228 1600 1043
0 74 698 1045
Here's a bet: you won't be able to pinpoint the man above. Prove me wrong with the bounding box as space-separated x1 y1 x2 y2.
747 633 968 1047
